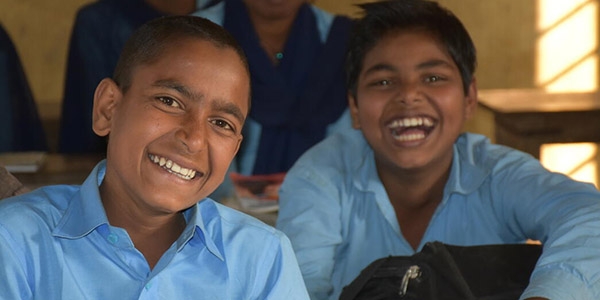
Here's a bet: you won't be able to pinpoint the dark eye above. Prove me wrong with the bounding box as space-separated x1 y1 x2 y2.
425 75 443 83
157 96 181 108
368 79 392 87
211 119 233 131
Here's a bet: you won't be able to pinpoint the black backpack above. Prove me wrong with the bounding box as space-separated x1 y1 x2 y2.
339 241 542 300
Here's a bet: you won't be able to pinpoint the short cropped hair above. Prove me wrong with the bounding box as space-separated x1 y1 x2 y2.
113 15 250 93
346 0 477 97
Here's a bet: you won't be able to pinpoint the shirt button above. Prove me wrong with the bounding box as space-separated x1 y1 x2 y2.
107 233 119 244
145 282 152 290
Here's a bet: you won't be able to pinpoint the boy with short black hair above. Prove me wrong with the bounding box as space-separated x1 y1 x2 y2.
0 15 309 299
276 1 600 299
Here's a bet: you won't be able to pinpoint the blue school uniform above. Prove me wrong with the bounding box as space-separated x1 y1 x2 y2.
277 128 600 300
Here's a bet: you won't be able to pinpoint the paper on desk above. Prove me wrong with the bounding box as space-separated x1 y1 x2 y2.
0 151 47 173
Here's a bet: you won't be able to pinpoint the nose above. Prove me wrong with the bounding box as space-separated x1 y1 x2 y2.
176 114 207 153
396 81 423 105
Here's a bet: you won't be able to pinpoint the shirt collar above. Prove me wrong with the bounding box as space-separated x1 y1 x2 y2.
51 160 225 261
53 160 110 239
352 133 489 197
179 200 225 261
447 133 490 196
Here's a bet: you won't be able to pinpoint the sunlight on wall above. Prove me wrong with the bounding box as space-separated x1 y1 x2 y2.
535 0 599 187
536 0 597 91
541 143 599 187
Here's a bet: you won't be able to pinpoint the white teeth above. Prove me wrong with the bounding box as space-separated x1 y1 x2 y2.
394 132 426 142
388 117 434 129
148 154 197 180
388 117 433 143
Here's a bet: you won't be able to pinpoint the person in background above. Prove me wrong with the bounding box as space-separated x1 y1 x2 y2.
59 0 220 153
276 1 600 299
193 0 353 200
0 23 47 152
0 15 308 299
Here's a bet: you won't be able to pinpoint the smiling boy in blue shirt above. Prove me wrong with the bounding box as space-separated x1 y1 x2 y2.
276 1 600 299
0 15 308 299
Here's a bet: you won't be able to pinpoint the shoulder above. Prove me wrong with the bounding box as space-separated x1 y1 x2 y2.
309 4 334 27
309 5 352 42
192 1 225 26
202 200 287 247
453 133 593 192
205 202 294 270
294 128 367 173
0 185 77 241
456 132 535 169
282 128 371 197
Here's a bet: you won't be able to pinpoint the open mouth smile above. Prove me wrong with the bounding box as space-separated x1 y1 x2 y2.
148 154 198 180
386 117 435 142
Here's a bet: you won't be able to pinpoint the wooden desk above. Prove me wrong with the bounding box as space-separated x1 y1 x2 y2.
12 153 104 190
478 89 600 158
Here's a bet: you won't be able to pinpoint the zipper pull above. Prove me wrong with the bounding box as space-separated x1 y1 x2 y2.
399 265 421 296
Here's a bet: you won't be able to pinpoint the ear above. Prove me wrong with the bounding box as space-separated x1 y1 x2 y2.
92 78 122 137
464 77 478 120
233 135 243 156
348 92 361 129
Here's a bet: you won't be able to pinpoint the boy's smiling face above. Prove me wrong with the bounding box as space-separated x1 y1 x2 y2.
349 29 477 175
93 38 250 215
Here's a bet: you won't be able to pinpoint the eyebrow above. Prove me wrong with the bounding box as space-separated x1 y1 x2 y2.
211 100 245 124
415 59 454 70
152 79 201 101
363 59 454 76
152 79 246 123
363 63 397 76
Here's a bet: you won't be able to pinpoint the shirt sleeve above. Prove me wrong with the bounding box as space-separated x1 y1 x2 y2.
490 154 600 300
254 230 310 300
277 164 343 300
0 224 33 300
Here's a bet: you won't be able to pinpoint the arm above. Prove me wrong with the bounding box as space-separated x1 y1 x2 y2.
491 155 600 300
255 231 310 300
0 224 32 299
277 164 343 300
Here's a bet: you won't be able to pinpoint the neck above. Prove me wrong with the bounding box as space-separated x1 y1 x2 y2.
145 0 197 15
247 7 298 64
379 164 450 250
100 184 187 269
377 157 452 209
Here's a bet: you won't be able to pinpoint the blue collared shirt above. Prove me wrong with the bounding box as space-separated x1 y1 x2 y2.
0 160 309 300
276 128 600 300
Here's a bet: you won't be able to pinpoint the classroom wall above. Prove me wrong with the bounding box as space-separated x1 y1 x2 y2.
0 0 93 106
